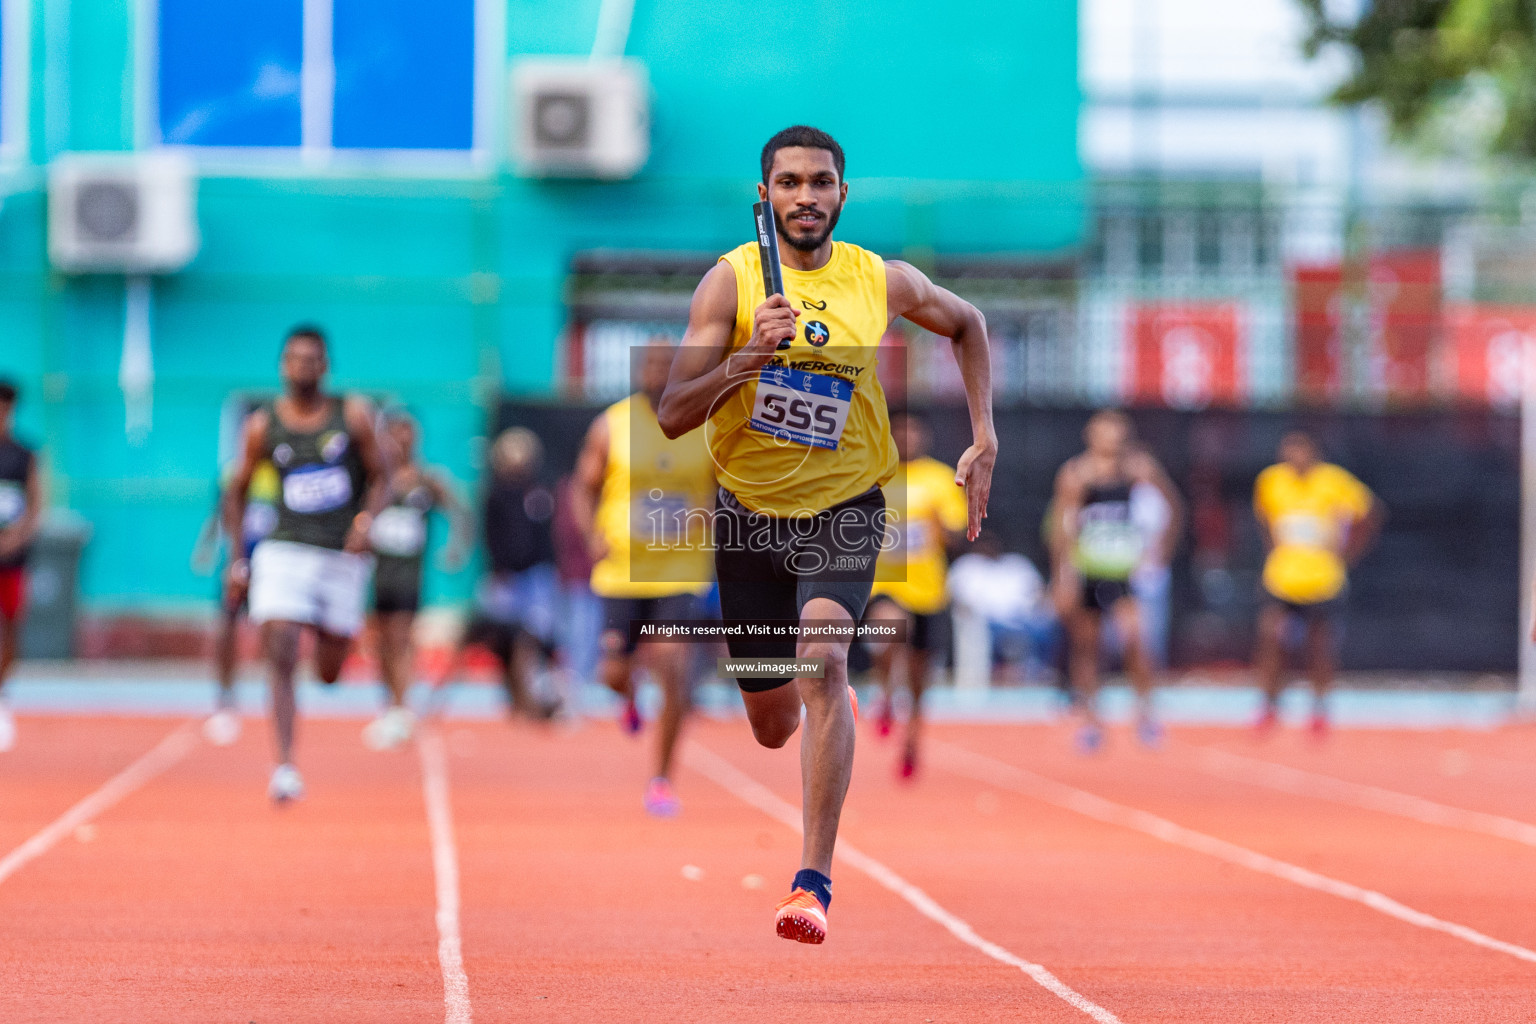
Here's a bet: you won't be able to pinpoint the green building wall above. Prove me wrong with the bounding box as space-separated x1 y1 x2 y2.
0 0 1082 613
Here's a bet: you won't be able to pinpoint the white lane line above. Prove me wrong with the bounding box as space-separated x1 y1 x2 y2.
0 722 199 887
1192 747 1536 849
419 731 473 1024
685 744 1124 1024
935 741 1536 966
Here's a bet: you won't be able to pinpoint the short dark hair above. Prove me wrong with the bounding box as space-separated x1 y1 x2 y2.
761 126 845 184
0 379 16 404
284 324 328 354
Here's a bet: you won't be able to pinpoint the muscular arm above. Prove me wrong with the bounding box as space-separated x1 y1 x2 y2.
657 262 796 439
219 411 268 599
886 261 996 540
0 456 46 559
1343 496 1384 567
1050 461 1086 574
569 414 610 561
427 470 474 570
343 397 392 553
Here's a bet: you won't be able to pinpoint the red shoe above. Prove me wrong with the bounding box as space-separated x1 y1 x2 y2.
774 888 828 944
1253 705 1278 739
1309 710 1330 740
898 745 918 782
875 698 894 738
620 697 642 736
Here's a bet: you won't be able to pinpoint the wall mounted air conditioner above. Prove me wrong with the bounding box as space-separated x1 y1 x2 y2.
48 152 199 274
510 58 649 180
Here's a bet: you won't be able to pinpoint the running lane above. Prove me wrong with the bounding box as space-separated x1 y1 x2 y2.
0 715 186 854
928 723 1535 1022
1191 725 1536 825
0 716 443 1024
450 718 1111 1023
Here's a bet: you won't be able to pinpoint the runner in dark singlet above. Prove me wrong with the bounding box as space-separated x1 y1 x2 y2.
224 326 389 802
364 410 470 750
0 379 42 753
1051 410 1182 753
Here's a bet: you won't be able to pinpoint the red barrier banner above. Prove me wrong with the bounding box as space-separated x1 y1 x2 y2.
1126 303 1244 409
1442 304 1536 408
1291 263 1344 403
1368 250 1441 403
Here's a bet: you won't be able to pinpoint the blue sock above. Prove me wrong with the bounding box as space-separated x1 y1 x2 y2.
791 869 832 910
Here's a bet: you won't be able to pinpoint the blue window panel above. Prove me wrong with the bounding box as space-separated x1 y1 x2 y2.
332 0 475 150
158 0 302 147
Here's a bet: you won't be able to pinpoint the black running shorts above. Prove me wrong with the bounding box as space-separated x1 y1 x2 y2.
601 592 701 656
715 486 885 693
1081 577 1132 614
865 594 947 654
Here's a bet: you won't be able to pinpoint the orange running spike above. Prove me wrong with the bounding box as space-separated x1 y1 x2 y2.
774 888 828 944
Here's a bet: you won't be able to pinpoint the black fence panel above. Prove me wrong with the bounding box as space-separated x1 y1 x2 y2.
496 399 1521 673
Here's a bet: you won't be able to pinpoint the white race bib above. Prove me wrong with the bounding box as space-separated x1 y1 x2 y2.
1274 512 1334 550
282 464 353 515
371 505 427 557
0 481 24 528
748 365 852 451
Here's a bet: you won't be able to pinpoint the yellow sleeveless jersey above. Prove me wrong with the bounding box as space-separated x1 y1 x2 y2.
590 393 715 599
712 240 899 516
1253 462 1373 604
872 457 968 615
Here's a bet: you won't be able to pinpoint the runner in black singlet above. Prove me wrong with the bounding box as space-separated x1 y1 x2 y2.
364 410 470 750
1051 410 1182 753
224 326 390 802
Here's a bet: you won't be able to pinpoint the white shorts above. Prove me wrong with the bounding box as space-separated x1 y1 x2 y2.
248 540 372 638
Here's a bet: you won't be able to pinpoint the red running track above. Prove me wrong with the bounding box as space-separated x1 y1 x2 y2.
1 714 1534 1021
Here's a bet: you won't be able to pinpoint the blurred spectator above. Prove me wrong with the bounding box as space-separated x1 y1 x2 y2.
551 472 602 688
948 533 1058 689
454 427 561 720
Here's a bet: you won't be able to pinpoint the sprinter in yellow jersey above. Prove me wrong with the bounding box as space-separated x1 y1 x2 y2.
1252 431 1383 738
571 341 715 818
658 126 997 945
865 413 967 780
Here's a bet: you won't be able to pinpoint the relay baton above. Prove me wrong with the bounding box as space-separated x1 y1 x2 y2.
753 199 792 349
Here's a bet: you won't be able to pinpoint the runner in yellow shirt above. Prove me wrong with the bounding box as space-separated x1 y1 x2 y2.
1252 431 1383 738
571 340 715 817
659 126 996 944
866 413 967 780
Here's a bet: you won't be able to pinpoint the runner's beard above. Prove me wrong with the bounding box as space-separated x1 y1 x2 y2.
775 202 843 253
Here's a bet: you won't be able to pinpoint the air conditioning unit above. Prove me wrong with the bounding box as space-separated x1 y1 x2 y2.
510 58 649 180
48 153 199 274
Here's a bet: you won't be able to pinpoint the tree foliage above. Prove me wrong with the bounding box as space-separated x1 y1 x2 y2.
1298 0 1536 159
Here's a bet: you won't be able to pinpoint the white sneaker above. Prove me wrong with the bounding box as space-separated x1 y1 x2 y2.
0 701 14 752
268 763 305 803
202 708 242 747
362 706 416 751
